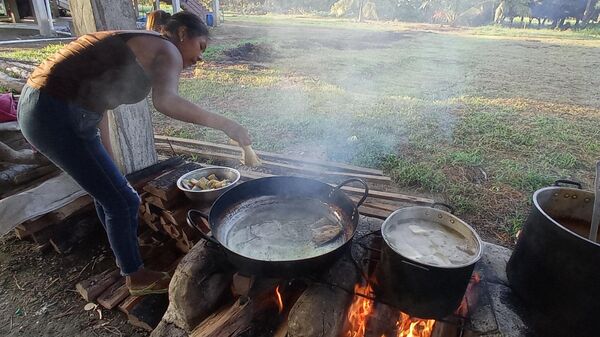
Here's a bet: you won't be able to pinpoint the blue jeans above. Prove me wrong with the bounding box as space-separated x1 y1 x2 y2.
18 85 143 275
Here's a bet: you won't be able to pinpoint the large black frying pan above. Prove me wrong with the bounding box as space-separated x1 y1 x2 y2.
187 176 368 277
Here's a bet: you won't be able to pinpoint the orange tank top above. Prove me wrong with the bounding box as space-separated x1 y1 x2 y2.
27 31 165 113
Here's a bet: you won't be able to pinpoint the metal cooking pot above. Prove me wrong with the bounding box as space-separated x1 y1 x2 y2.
374 204 483 319
186 176 369 277
506 180 600 337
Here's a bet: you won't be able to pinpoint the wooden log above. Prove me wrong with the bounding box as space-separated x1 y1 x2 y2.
97 278 129 310
161 240 233 332
288 217 379 337
140 201 164 232
287 258 358 337
146 193 187 210
190 279 280 337
127 294 170 331
0 170 59 199
143 162 202 201
119 295 143 314
76 269 122 302
154 135 385 176
365 303 400 337
0 141 48 165
155 143 391 185
126 156 185 191
21 197 95 243
0 164 57 189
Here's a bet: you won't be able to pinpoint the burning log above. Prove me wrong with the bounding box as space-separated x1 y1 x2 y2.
189 279 281 337
364 303 400 337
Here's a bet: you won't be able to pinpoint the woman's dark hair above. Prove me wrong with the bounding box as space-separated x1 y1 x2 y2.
146 10 171 32
164 11 209 38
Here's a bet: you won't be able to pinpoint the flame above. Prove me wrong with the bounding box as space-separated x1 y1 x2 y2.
275 285 284 313
346 282 375 337
345 282 435 337
396 312 435 337
456 272 481 318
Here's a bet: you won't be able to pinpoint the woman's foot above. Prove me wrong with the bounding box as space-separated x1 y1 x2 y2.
126 268 171 295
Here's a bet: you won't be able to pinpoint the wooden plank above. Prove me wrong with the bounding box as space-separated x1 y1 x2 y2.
145 193 186 210
156 143 391 184
126 156 185 191
119 295 144 314
143 162 202 201
97 278 129 310
76 269 121 302
236 168 434 205
154 135 385 175
17 195 92 234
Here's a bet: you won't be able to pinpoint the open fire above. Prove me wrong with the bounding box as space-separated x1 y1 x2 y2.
344 282 436 337
275 285 284 314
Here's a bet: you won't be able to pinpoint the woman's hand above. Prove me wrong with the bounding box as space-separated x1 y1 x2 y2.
224 121 252 146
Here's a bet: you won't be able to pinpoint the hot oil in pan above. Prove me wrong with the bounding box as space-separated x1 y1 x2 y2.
224 197 349 261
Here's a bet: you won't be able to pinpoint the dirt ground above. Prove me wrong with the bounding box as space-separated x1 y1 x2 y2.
0 232 147 337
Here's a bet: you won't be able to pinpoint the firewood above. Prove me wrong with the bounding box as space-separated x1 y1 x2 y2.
0 164 57 190
76 269 121 302
143 162 202 201
287 260 357 337
141 202 162 232
161 240 233 331
364 303 400 337
146 193 187 210
15 195 93 238
126 156 185 191
190 279 280 337
127 294 170 331
0 141 48 165
97 278 129 310
288 218 379 337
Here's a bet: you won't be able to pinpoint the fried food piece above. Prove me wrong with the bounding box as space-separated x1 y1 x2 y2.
311 219 343 245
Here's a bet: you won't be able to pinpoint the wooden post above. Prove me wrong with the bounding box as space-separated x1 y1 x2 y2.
7 0 21 23
212 0 219 26
31 0 54 36
70 0 158 174
172 0 180 13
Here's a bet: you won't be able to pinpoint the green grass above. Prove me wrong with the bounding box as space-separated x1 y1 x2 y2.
1 44 64 63
1 14 584 245
152 16 600 245
473 24 600 40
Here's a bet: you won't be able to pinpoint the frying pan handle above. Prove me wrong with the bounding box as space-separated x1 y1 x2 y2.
432 202 455 214
334 178 369 208
186 209 221 246
554 180 582 189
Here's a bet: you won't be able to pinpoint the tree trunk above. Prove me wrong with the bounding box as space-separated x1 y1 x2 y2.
583 0 599 25
357 0 364 22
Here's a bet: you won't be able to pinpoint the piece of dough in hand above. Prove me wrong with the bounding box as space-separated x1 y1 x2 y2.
229 139 262 167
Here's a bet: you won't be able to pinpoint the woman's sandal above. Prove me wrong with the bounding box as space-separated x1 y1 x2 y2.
129 272 171 296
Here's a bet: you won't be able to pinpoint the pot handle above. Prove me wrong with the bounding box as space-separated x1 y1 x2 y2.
554 180 582 189
432 202 455 214
334 178 369 208
186 209 221 246
401 259 430 272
